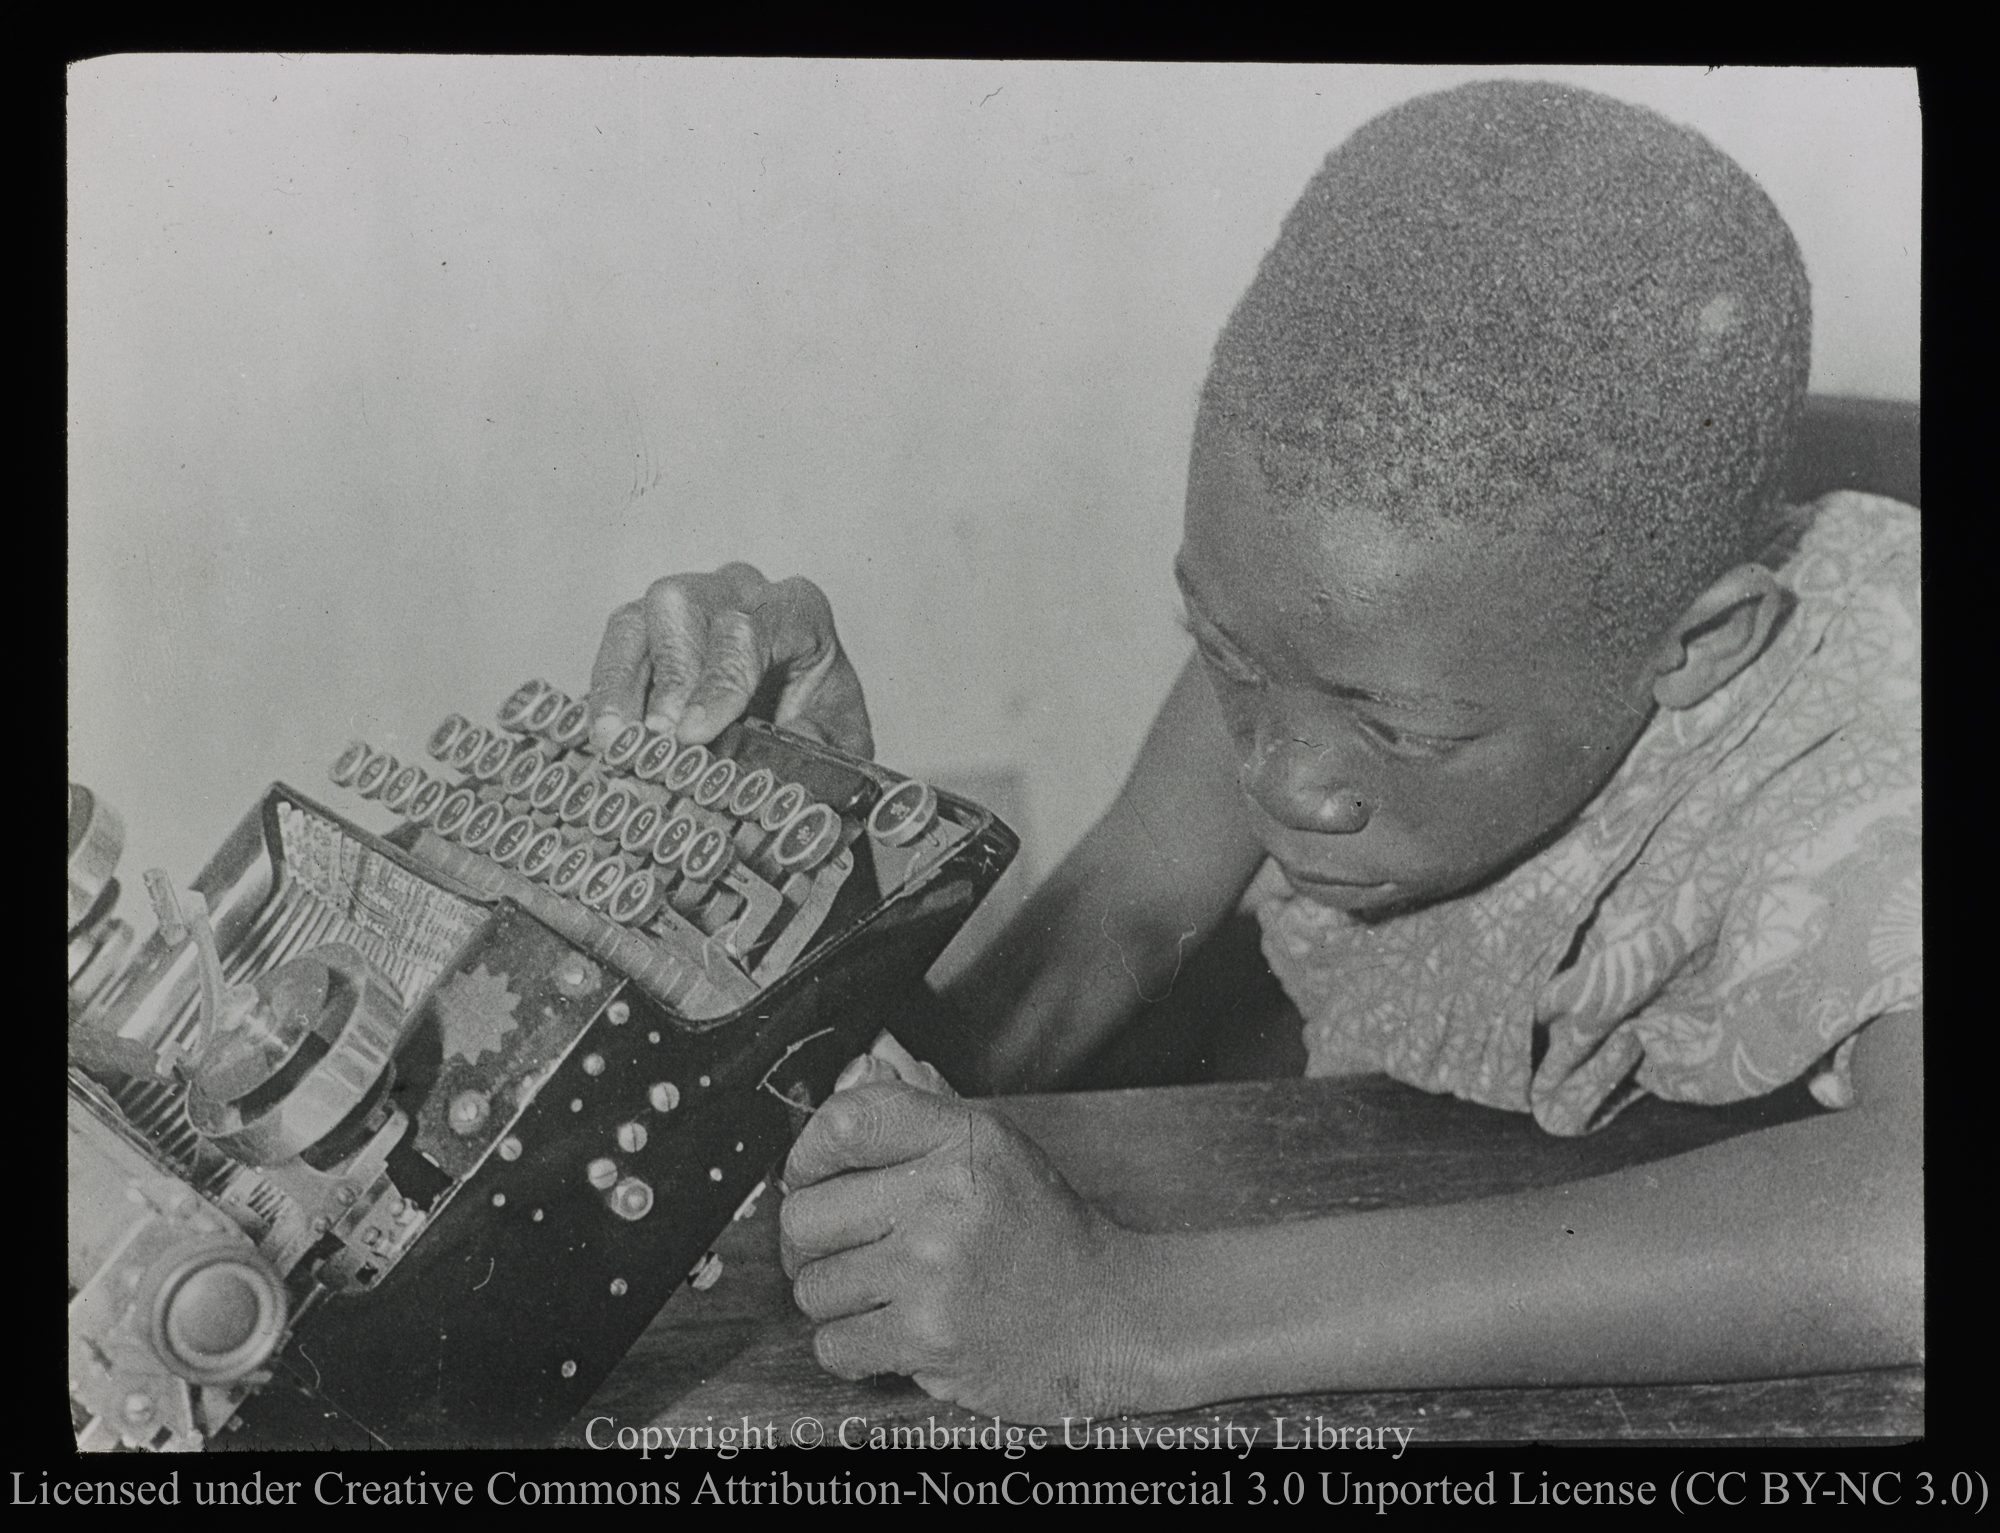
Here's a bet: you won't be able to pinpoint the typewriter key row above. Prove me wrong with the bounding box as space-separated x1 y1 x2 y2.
329 680 942 1012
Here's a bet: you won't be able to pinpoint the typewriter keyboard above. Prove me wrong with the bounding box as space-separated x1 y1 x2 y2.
328 681 963 1022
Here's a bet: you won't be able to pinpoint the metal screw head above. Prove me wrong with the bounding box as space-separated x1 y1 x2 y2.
616 1121 648 1153
607 1000 631 1026
609 1177 655 1221
586 1157 619 1190
609 1278 628 1296
498 1136 523 1161
648 1081 680 1114
582 1053 606 1077
491 1192 507 1208
449 1090 491 1135
335 1185 357 1206
561 1359 578 1379
554 956 600 997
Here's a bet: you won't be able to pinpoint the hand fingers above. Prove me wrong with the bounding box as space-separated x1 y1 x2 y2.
834 1052 900 1093
779 1165 901 1271
791 1241 895 1323
586 602 654 751
867 1031 957 1098
676 576 873 756
811 1304 937 1382
783 1081 974 1193
764 577 875 758
636 572 742 739
674 606 769 744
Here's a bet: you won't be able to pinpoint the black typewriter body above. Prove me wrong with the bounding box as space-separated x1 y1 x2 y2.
67 688 1015 1450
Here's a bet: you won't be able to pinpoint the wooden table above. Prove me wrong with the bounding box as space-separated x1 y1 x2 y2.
567 1077 1922 1444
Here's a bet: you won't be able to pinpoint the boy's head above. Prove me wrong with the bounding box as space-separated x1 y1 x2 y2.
1180 81 1810 912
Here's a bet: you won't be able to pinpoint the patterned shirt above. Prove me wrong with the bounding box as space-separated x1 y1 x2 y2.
1249 492 1921 1136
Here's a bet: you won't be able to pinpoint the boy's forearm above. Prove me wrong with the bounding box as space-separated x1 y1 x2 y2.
937 656 1264 1094
936 831 1221 1093
1113 1016 1922 1407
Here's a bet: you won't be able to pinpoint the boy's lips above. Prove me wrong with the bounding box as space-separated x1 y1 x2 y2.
1279 864 1395 898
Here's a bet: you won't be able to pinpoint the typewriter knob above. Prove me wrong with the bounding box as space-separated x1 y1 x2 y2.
145 1238 288 1386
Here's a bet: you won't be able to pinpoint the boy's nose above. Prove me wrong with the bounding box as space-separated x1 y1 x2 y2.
1240 731 1372 835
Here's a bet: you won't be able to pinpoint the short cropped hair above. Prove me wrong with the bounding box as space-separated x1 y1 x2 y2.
1199 80 1812 656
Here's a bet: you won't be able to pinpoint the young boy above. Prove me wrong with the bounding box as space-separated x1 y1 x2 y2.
586 81 1920 1420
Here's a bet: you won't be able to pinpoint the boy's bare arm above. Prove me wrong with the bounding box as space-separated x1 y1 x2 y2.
933 655 1267 1093
780 1011 1921 1420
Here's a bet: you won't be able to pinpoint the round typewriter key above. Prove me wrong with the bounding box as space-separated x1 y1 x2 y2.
519 825 565 879
691 758 740 808
650 810 699 870
681 826 733 882
503 746 548 797
662 743 711 793
728 767 776 818
602 721 649 772
548 844 595 895
382 764 427 812
529 759 574 813
619 800 665 855
588 787 635 840
548 700 592 748
427 715 473 762
610 869 665 924
433 787 479 840
580 856 629 910
355 751 398 799
525 688 569 734
497 678 553 730
868 779 939 846
490 814 536 866
773 803 841 871
461 800 506 853
559 776 604 824
473 734 518 781
447 725 491 771
329 739 373 787
758 781 810 833
407 777 449 826
633 732 679 781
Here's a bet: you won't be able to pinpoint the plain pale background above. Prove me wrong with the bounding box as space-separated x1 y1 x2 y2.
68 60 1920 975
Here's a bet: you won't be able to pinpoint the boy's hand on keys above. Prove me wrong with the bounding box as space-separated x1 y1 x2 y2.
589 563 874 759
778 1044 1149 1423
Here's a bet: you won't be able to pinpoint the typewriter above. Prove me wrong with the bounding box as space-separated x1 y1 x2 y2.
67 680 1016 1450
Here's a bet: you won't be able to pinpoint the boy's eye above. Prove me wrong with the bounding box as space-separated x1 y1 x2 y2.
1179 613 1267 688
1358 717 1470 759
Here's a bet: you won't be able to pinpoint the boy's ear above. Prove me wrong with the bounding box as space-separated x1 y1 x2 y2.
1641 564 1789 711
